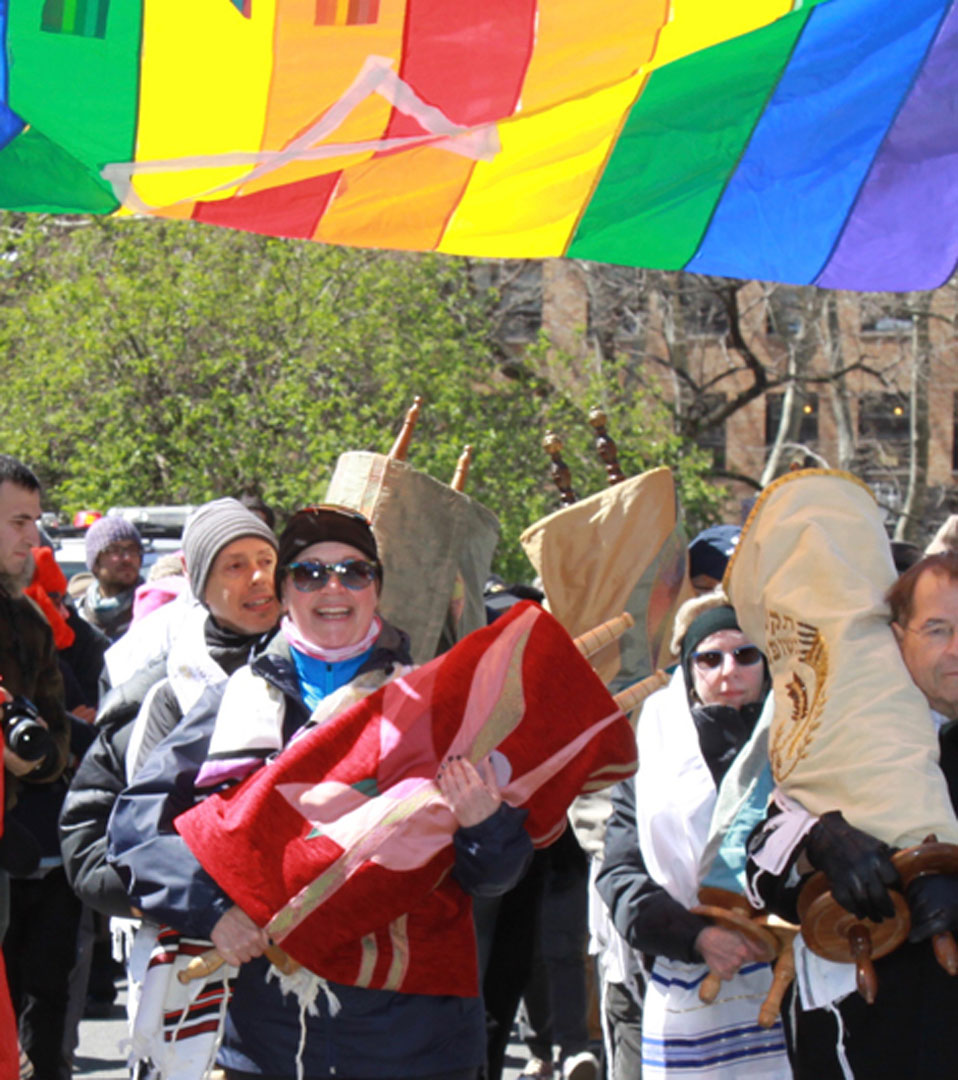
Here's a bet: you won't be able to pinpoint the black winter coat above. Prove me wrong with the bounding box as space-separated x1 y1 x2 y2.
59 617 264 917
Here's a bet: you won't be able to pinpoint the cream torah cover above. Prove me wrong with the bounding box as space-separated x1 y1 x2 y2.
520 467 691 693
724 469 958 847
326 451 500 664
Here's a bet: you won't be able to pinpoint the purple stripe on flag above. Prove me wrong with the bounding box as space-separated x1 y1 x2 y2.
817 2 958 291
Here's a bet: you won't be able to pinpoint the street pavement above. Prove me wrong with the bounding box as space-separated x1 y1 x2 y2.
73 982 533 1079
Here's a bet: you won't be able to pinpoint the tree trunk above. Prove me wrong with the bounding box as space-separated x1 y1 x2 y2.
895 295 932 543
824 295 856 472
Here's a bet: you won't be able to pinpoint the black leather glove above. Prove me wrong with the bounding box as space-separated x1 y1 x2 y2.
805 810 900 921
906 873 958 942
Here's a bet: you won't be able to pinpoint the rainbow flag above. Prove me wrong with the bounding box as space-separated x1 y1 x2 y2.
1 0 955 290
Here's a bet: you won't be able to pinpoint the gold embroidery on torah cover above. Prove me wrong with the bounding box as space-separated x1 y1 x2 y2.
726 469 958 848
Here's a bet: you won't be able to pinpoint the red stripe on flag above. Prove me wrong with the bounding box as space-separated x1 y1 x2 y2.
384 0 536 138
193 172 341 240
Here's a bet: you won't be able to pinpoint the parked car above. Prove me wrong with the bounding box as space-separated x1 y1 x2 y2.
45 505 194 583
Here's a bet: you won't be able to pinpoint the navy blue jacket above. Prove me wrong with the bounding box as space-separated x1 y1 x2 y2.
108 625 532 1078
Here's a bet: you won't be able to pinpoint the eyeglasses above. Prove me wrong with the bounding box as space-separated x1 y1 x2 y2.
285 558 379 593
102 542 141 560
904 621 958 647
691 645 763 670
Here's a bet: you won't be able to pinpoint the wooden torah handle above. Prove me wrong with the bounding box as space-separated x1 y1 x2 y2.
691 889 778 1005
588 405 626 486
450 445 473 492
177 948 225 984
612 669 670 720
796 872 911 1003
848 924 879 1004
699 971 722 1006
542 431 577 506
573 612 634 660
388 396 423 460
758 938 797 1028
893 836 958 976
177 944 300 984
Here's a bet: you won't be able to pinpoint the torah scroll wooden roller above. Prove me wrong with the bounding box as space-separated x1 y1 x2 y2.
893 837 958 976
388 396 423 461
690 887 779 1005
450 445 473 492
573 612 634 660
796 874 910 1004
755 916 799 1028
177 944 300 984
542 431 577 507
797 836 958 1004
612 670 670 720
588 405 626 486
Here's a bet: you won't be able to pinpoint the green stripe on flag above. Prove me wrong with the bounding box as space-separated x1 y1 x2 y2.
10 1 141 186
568 8 813 269
0 127 118 213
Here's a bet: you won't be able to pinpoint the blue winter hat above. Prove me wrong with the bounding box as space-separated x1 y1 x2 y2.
688 524 741 583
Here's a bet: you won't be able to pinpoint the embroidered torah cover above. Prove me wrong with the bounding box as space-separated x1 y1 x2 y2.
724 469 958 848
520 466 691 694
175 601 636 995
326 451 500 664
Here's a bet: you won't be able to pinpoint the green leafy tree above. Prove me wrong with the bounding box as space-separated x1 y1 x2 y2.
0 214 721 579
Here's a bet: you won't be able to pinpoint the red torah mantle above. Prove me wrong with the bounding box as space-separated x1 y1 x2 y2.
175 602 636 996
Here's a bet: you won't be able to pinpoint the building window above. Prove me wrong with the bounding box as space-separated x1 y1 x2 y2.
678 286 728 337
764 392 819 447
859 298 914 336
857 393 909 473
41 0 109 37
858 393 909 441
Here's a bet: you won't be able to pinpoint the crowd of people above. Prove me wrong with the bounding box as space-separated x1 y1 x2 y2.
4 449 958 1080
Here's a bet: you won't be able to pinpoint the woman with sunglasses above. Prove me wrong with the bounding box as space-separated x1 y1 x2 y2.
110 505 531 1080
596 592 789 1080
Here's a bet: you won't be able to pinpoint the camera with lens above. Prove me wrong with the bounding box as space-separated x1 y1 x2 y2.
2 694 53 763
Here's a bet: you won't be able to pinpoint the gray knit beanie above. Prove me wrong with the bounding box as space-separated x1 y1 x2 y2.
85 516 143 571
182 498 277 605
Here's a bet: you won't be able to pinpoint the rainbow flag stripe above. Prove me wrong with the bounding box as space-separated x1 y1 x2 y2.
0 0 955 290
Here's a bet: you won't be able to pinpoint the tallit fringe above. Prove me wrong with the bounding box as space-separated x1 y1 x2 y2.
266 965 342 1080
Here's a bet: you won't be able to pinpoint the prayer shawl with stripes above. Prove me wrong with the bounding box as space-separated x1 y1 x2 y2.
176 601 636 996
128 925 235 1080
635 672 788 1079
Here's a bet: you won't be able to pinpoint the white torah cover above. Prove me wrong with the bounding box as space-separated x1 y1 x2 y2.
725 468 958 848
520 466 692 693
325 450 500 664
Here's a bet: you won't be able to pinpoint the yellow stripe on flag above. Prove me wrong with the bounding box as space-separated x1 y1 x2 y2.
439 76 642 258
647 0 795 71
130 0 277 212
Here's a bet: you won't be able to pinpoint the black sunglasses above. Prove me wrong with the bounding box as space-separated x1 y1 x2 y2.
691 645 763 670
286 558 379 593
